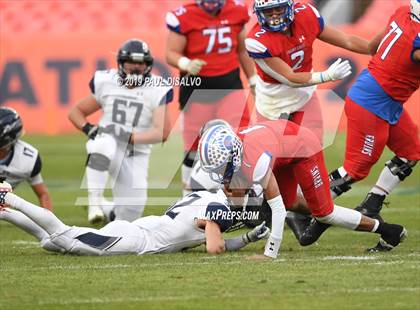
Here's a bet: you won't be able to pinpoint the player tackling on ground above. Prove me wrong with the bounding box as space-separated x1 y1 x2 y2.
198 121 407 259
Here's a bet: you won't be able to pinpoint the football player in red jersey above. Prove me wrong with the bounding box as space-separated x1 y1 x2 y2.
245 0 371 142
165 0 257 196
302 1 420 250
197 121 407 259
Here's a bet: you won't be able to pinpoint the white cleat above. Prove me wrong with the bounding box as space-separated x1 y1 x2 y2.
87 205 105 224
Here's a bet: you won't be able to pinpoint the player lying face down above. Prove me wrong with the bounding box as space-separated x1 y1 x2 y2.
0 182 269 256
198 121 407 258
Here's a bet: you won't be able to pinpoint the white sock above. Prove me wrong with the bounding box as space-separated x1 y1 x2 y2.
316 205 362 230
5 193 68 235
370 165 401 196
0 207 49 241
86 167 109 208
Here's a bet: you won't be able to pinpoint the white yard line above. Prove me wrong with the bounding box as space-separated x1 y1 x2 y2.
34 287 420 306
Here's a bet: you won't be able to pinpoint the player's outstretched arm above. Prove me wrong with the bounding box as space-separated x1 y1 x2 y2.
255 57 351 88
204 220 226 254
318 25 370 55
367 28 387 55
130 105 171 144
224 221 270 251
68 95 101 139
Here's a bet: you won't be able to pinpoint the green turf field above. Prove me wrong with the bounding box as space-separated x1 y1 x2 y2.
0 133 419 310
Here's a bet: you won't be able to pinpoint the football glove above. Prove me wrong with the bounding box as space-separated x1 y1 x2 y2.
243 221 270 243
82 123 99 140
322 58 352 82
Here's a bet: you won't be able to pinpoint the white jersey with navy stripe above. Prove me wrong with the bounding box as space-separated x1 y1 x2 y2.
56 190 232 255
91 69 173 154
132 190 232 254
0 140 42 188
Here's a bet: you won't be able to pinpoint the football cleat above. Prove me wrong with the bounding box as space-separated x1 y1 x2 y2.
355 192 386 223
367 225 407 252
298 219 331 246
88 205 105 224
285 211 312 241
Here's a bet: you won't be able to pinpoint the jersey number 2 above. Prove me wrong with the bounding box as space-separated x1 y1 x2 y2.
378 21 403 60
203 27 232 54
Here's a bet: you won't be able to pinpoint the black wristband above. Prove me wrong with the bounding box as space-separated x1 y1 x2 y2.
82 123 94 136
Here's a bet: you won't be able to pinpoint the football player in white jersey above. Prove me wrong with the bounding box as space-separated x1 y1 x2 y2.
69 39 173 223
0 107 56 251
0 182 269 256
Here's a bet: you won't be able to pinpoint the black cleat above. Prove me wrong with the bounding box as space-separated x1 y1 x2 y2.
298 219 331 246
367 224 407 252
285 212 312 241
355 193 386 222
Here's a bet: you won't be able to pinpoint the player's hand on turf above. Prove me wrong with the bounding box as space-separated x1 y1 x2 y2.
82 123 99 140
323 58 352 81
187 59 207 75
246 221 270 242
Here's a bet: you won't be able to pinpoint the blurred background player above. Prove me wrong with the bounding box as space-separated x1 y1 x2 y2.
1 183 269 256
198 121 407 258
245 0 371 142
0 107 55 250
165 0 257 195
69 39 173 223
302 0 420 249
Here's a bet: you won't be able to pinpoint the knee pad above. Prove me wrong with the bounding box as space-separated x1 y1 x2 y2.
329 167 355 197
386 157 417 181
86 134 117 159
86 153 111 171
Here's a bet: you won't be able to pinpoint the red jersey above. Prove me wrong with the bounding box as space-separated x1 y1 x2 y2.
236 120 322 185
368 6 420 103
245 3 324 84
166 0 250 77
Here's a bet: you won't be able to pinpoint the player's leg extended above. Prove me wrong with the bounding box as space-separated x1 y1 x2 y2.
358 109 420 219
182 102 215 196
85 134 117 223
4 193 68 235
329 98 389 200
295 152 406 250
0 207 62 252
112 153 149 221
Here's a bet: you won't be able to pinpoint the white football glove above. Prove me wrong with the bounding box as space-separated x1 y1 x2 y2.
322 58 352 82
178 57 207 76
244 221 270 243
0 180 13 206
